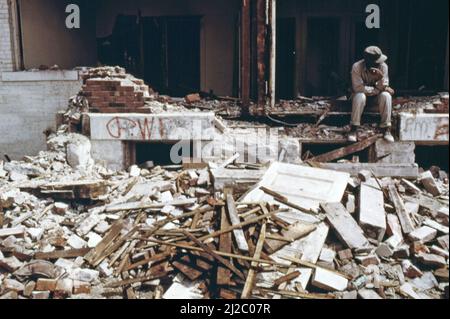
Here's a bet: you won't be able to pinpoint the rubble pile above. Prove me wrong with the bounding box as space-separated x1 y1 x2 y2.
80 67 153 112
0 126 448 299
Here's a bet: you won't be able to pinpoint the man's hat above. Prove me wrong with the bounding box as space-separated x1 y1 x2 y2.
364 46 388 64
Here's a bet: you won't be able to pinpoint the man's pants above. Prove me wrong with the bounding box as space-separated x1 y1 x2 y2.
351 92 392 128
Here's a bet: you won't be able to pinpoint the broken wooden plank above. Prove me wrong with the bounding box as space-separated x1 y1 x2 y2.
322 202 370 249
217 205 232 286
182 230 245 280
241 223 266 299
388 184 415 234
309 135 380 163
264 222 317 254
84 221 124 266
226 194 249 252
34 248 90 260
0 226 25 238
273 271 301 287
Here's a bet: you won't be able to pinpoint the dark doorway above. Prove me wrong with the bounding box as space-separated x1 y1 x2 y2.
98 15 201 97
142 16 201 97
305 17 340 97
276 18 296 100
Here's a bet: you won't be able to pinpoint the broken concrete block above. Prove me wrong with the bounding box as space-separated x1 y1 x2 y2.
322 202 370 249
408 226 438 244
54 279 73 298
412 272 439 291
87 232 102 248
129 165 141 177
76 213 103 237
359 178 387 242
393 245 411 259
346 194 356 214
3 278 25 292
311 267 348 292
0 256 23 272
69 268 99 283
400 283 422 299
23 281 36 297
66 134 94 169
67 234 88 249
9 171 28 182
53 202 69 215
375 243 394 258
0 227 26 238
337 249 353 262
355 255 380 267
27 228 44 241
419 171 442 197
402 260 423 278
73 280 91 295
35 278 58 291
372 140 415 164
358 288 383 299
358 170 372 182
417 253 447 268
31 291 51 299
185 93 201 103
423 219 449 235
319 248 337 264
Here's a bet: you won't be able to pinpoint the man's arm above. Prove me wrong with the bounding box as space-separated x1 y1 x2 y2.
376 63 389 91
351 64 380 96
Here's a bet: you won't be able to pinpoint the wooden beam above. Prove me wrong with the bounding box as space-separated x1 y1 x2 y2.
309 135 381 163
241 0 251 111
226 194 250 252
241 223 266 298
256 0 267 112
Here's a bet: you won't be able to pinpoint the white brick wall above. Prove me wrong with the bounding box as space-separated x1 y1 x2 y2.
0 0 14 72
0 78 82 159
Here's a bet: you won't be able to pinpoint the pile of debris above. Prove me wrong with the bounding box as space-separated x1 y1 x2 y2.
0 124 448 299
80 66 153 112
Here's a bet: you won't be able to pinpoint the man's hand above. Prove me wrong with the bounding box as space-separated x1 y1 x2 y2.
385 87 395 96
369 68 384 81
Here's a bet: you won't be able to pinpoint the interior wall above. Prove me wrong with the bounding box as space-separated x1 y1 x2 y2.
96 0 240 97
19 0 97 69
278 0 449 96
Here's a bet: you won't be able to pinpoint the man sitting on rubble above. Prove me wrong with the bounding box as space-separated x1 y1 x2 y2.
348 46 395 143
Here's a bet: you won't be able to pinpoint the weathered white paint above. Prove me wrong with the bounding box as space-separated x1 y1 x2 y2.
399 113 449 143
2 70 79 82
242 162 350 211
0 77 82 159
88 113 216 141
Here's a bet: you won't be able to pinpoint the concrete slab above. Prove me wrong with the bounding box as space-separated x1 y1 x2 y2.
399 113 449 144
88 113 216 142
318 163 419 179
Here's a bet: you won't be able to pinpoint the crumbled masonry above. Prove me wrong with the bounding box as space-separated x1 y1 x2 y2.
0 67 448 300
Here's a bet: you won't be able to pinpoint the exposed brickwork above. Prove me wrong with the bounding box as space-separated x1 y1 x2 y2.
81 67 151 111
0 0 14 72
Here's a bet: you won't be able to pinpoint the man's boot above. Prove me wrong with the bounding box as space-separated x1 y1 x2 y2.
383 127 395 143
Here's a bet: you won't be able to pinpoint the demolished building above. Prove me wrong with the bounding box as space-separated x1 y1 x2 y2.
0 0 449 300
